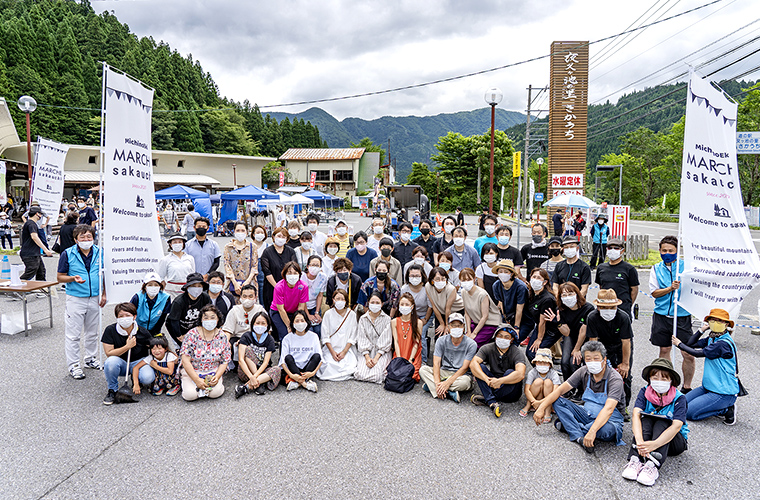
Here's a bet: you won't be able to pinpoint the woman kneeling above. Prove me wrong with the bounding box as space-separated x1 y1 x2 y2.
180 305 230 400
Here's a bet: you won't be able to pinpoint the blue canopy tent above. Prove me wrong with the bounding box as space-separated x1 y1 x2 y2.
155 184 213 229
218 185 278 226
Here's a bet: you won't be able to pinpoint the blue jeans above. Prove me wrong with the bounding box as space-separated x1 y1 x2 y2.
476 365 522 405
271 309 296 342
685 386 736 420
525 330 563 362
104 356 155 391
309 307 322 338
553 396 622 443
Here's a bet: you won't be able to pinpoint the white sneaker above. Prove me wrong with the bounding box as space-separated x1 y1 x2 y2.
636 461 659 486
305 380 318 392
287 381 300 391
622 456 643 480
84 358 101 370
69 363 85 380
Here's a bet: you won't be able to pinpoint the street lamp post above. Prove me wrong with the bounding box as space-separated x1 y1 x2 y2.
536 157 544 224
232 163 237 188
484 88 503 214
17 95 37 201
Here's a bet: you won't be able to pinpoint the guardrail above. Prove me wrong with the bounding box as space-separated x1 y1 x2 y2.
631 212 680 220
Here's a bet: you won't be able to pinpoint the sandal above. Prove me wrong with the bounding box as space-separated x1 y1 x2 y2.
519 408 529 417
543 414 552 423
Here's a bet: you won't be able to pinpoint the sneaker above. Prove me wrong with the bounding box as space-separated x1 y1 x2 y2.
447 390 460 403
623 408 631 422
166 385 180 397
422 383 430 393
636 461 659 486
305 380 318 392
103 389 115 405
724 404 736 425
575 437 595 454
622 456 644 480
255 385 266 395
491 403 502 418
69 363 85 380
84 358 101 370
287 381 300 391
152 387 164 396
471 394 487 406
35 292 46 298
234 384 249 399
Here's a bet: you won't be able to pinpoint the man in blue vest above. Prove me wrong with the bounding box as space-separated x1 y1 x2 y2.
649 235 695 392
57 224 107 380
589 214 610 269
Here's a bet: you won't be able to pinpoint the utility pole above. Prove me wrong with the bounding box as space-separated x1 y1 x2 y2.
517 85 532 249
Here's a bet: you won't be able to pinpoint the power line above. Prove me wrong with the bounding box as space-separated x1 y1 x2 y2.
589 0 668 66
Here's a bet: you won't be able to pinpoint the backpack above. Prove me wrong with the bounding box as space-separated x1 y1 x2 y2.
384 357 415 393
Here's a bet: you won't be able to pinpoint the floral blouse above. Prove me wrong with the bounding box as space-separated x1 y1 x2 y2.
223 240 258 283
358 276 400 314
180 327 231 375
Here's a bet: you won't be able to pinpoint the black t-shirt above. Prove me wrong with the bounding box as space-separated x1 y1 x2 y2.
527 289 560 335
586 309 633 355
213 292 236 322
594 261 640 317
238 331 277 367
20 219 41 257
474 343 527 377
478 213 487 230
412 235 437 263
552 259 592 289
100 324 151 361
497 245 524 267
433 235 454 256
520 243 549 273
559 302 595 340
169 292 212 337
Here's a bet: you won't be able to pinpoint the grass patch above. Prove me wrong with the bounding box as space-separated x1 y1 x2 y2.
0 247 19 256
628 249 660 267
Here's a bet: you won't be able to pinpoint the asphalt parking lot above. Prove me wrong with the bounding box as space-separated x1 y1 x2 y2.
2 215 759 499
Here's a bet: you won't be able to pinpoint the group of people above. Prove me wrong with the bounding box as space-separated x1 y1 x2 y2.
47 208 744 488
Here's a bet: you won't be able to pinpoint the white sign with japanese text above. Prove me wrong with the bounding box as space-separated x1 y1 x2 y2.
551 174 584 189
737 131 760 154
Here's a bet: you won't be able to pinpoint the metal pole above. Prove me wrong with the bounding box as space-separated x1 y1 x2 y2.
518 85 532 249
489 103 496 214
537 160 541 225
25 112 33 201
618 165 623 206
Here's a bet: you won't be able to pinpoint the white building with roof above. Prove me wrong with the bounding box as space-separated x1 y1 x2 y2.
279 147 380 197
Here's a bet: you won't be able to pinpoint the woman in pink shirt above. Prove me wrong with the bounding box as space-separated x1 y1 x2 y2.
270 261 309 342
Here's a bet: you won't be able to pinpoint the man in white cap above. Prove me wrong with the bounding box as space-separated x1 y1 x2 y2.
419 312 477 403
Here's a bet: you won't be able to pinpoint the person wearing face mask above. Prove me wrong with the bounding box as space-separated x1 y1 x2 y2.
594 238 639 322
623 358 689 487
521 348 562 418
359 259 400 317
317 289 359 381
473 214 499 256
494 225 524 273
270 261 309 342
130 272 172 337
393 222 415 268
470 326 527 417
222 284 266 341
251 225 270 305
100 303 154 405
447 226 481 272
325 258 362 311
492 260 528 340
551 236 592 297
459 268 503 348
391 293 423 381
321 238 341 278
184 217 221 279
161 203 178 236
412 219 438 262
534 341 627 453
0 211 13 249
285 220 302 249
57 224 108 380
673 309 740 424
524 268 562 362
179 305 231 400
587 289 634 408
304 213 327 256
436 251 461 288
20 206 53 281
234 311 282 397
425 267 464 356
261 227 297 309
167 273 212 346
520 223 549 274
546 282 595 386
222 220 259 299
294 231 317 271
181 203 200 240
279 310 322 392
367 218 390 253
346 231 378 282
589 214 610 269
403 246 433 282
300 255 327 336
433 215 457 264
419 312 477 402
158 233 195 300
369 237 403 284
539 236 565 280
475 243 500 304
400 265 433 364
206 271 236 322
76 197 98 227
649 236 695 393
354 292 393 383
332 219 353 257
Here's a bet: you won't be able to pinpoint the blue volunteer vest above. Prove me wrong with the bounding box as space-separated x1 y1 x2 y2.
592 223 609 244
653 260 690 317
64 245 101 297
703 334 740 395
643 391 690 440
137 291 170 331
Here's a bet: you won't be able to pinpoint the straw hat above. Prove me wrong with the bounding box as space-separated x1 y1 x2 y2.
593 289 622 307
493 259 515 273
641 357 681 387
704 308 734 328
533 348 553 364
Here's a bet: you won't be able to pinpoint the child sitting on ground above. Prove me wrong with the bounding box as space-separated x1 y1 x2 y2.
132 336 180 396
521 348 562 420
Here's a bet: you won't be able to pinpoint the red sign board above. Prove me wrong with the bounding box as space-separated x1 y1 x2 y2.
309 171 316 189
279 171 285 187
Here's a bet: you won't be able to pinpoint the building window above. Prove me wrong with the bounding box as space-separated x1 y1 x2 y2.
313 170 330 181
88 155 96 164
334 170 353 181
152 159 158 167
177 160 185 168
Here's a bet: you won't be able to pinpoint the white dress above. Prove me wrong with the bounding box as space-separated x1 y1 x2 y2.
317 308 358 381
353 312 392 384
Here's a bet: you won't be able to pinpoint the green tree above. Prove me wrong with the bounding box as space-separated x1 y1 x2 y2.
261 160 291 187
738 83 760 205
406 162 439 207
350 137 386 165
199 108 257 156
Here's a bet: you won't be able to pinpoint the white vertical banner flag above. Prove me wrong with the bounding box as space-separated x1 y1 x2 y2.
0 161 6 206
102 66 163 303
30 137 69 218
679 73 760 318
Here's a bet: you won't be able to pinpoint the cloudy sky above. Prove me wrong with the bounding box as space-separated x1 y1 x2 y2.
92 0 759 121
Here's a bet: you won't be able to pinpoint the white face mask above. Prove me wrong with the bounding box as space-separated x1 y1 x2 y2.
450 327 464 338
536 364 551 374
293 322 308 332
202 319 217 331
301 241 312 250
607 249 622 261
241 299 255 309
274 237 287 247
413 257 425 266
208 284 223 294
399 305 413 316
564 247 577 259
355 243 367 252
460 280 474 292
530 278 544 292
483 254 496 264
117 317 134 329
561 294 578 308
145 286 160 297
286 274 300 286
650 380 672 394
373 226 384 234
495 337 511 350
78 240 94 251
308 266 321 276
400 233 411 242
484 225 496 234
498 272 512 283
336 227 347 236
77 202 85 209
408 276 422 287
444 225 455 234
453 237 465 247
586 360 603 374
368 303 382 314
234 232 247 242
187 286 203 299
254 233 265 242
288 229 299 238
439 262 451 271
253 324 268 334
308 223 318 232
599 309 617 322
171 243 184 253
433 280 446 290
334 300 346 310
327 246 339 255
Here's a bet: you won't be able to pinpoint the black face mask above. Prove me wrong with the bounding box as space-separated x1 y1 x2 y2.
549 248 561 257
532 235 543 243
337 272 349 282
195 227 207 237
381 248 392 258
376 271 388 281
420 227 430 236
